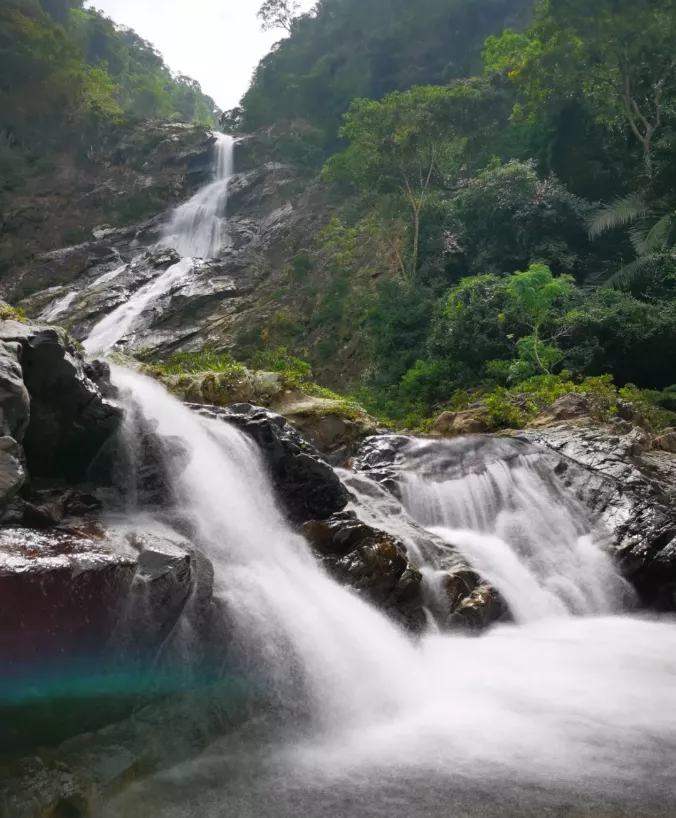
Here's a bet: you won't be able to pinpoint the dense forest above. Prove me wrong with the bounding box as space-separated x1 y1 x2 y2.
3 0 676 428
0 0 218 208
224 0 676 426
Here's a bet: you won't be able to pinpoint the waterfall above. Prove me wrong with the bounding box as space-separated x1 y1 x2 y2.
104 368 676 817
159 132 235 259
39 290 77 322
83 133 234 356
398 450 629 621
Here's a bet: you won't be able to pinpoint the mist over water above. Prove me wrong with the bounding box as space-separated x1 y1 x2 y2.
102 371 676 818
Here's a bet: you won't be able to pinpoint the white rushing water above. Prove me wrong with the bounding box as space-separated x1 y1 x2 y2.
159 132 235 259
83 258 194 355
399 451 629 621
104 368 676 817
83 133 234 356
39 290 77 322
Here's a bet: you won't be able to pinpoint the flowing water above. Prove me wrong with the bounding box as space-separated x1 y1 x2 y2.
159 132 235 259
82 132 235 355
99 370 676 818
39 290 77 321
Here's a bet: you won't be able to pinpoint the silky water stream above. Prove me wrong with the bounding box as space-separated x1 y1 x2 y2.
97 372 676 818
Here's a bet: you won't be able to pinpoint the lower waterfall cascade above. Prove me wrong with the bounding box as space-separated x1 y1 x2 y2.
99 366 676 818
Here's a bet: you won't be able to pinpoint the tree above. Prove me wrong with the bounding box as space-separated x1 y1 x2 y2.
323 81 499 277
589 195 676 288
447 160 592 278
485 0 676 176
257 0 300 33
505 263 575 376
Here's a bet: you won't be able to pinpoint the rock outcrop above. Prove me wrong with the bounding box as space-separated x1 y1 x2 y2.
0 315 211 756
191 403 350 523
304 511 426 631
0 320 121 479
356 425 676 615
519 421 676 612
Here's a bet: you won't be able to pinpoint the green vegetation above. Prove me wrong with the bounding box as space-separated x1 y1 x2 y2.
145 349 245 377
0 304 26 322
0 0 218 219
1 0 217 146
228 0 676 431
434 373 676 435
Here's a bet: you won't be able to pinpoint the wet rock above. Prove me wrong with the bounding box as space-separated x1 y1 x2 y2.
0 524 201 753
304 511 426 631
516 424 676 611
0 320 121 480
19 489 102 529
0 437 25 512
192 404 349 524
448 585 508 632
355 434 528 487
0 341 30 440
430 410 489 436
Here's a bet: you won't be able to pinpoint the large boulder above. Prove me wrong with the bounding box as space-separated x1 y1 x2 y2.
0 341 30 440
0 320 121 480
303 511 426 631
0 523 202 753
191 403 349 524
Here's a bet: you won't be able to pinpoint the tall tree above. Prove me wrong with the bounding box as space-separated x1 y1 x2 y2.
485 0 676 176
257 0 300 33
323 80 501 277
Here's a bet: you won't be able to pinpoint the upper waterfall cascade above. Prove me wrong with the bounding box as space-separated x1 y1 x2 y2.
159 132 235 260
81 133 234 356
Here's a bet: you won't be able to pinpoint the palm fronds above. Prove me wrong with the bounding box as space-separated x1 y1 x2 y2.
588 194 651 239
606 253 662 289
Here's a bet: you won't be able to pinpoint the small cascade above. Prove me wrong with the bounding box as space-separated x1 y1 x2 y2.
83 258 195 355
39 291 77 322
397 443 629 621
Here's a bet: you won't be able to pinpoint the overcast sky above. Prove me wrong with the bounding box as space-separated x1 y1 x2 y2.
85 0 315 110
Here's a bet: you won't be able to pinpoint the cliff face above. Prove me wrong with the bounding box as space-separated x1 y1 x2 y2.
0 122 215 290
2 122 379 390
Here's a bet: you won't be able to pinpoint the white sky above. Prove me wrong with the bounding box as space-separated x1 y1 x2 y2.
85 0 315 110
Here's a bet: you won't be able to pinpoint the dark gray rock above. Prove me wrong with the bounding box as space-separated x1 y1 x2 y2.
518 423 676 612
303 511 425 631
0 320 121 480
0 436 25 513
192 403 349 524
0 342 30 441
0 524 203 753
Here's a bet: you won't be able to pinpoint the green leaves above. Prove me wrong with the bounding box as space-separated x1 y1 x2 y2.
485 0 676 171
506 263 574 326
